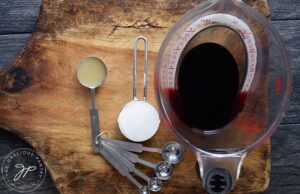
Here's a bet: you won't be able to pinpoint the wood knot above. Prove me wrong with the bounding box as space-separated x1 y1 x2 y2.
0 67 32 93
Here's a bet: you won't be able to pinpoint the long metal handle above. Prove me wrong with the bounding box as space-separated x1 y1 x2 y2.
103 139 144 152
99 146 142 189
127 174 143 189
138 158 156 169
103 142 150 182
104 141 139 163
104 141 157 169
102 142 135 171
133 168 150 182
142 147 162 153
99 146 128 176
103 139 162 153
90 88 100 152
133 36 148 101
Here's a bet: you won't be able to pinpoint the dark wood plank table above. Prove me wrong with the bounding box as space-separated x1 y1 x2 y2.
0 0 299 193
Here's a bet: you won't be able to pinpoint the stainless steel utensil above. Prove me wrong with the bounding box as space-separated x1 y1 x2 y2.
103 139 184 164
102 142 163 192
98 143 150 194
77 57 107 152
118 36 160 142
104 140 174 180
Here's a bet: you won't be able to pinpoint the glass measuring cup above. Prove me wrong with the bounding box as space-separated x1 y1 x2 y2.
155 0 291 193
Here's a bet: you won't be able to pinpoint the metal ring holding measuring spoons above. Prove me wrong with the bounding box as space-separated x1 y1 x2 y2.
118 36 160 142
95 132 109 145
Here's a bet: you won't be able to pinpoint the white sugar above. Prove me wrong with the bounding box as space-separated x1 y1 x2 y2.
118 100 160 142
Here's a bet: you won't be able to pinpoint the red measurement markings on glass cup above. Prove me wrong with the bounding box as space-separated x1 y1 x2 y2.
201 18 211 25
249 48 256 54
164 13 258 93
249 66 255 73
249 53 256 59
233 18 238 24
185 28 195 33
174 47 181 51
242 29 252 35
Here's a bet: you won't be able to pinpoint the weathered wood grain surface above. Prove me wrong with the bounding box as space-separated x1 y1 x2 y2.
268 0 300 20
0 0 299 193
0 0 271 193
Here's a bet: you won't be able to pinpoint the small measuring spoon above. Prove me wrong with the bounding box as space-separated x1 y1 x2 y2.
77 57 107 152
118 36 160 142
161 142 184 165
102 142 163 192
103 139 184 164
104 141 173 180
98 143 150 194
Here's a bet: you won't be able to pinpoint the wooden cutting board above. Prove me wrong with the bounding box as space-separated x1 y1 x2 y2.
0 0 271 193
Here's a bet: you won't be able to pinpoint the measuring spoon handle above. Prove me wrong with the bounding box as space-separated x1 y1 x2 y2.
133 168 150 182
104 141 140 163
104 139 144 152
127 173 143 189
105 141 157 169
102 142 135 171
104 139 162 153
100 145 144 189
90 108 100 152
103 143 151 182
142 147 162 153
138 158 156 169
98 146 128 176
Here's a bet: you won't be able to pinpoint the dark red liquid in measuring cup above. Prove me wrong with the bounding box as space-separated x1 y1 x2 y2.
169 43 247 130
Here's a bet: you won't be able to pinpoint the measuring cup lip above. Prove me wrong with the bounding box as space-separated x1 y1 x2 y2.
76 56 108 89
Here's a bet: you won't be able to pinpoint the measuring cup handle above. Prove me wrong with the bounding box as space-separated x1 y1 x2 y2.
90 108 100 152
196 152 246 194
133 36 148 101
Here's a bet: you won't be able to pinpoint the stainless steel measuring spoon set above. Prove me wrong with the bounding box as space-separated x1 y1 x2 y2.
96 134 183 193
77 36 184 193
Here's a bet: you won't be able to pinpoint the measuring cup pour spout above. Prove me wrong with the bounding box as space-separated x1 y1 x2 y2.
196 152 246 194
